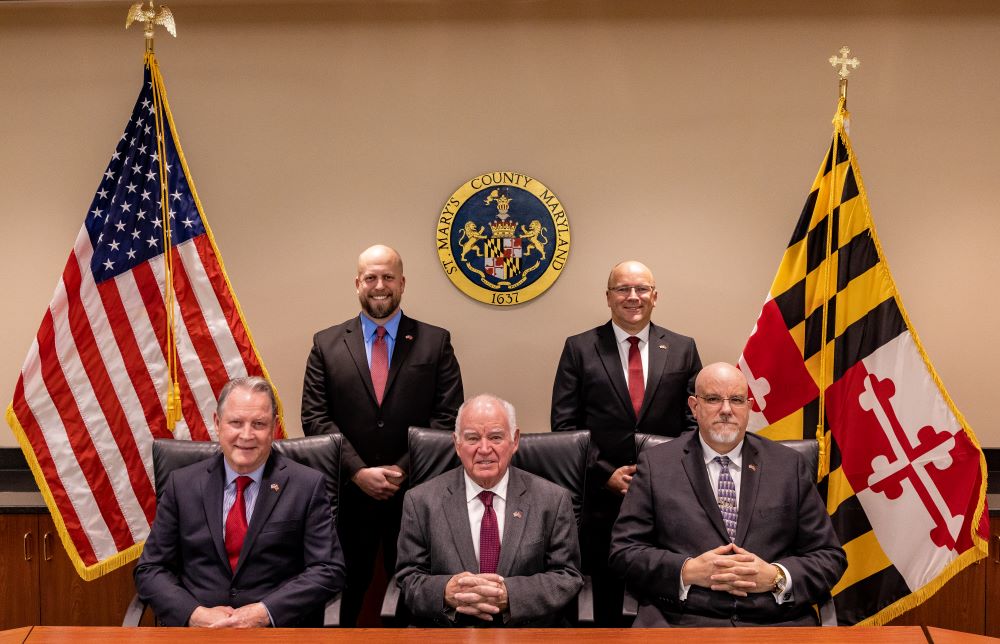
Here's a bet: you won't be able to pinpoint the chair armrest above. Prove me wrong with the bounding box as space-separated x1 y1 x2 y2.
122 594 147 627
323 592 342 627
380 573 402 621
576 574 594 624
622 587 638 619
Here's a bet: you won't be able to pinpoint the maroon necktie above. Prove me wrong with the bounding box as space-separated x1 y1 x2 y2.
478 491 500 574
371 325 388 404
225 475 252 572
627 336 644 417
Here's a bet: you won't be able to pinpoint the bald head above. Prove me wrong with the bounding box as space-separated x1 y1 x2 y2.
688 362 751 453
606 260 658 334
357 244 403 275
356 244 405 322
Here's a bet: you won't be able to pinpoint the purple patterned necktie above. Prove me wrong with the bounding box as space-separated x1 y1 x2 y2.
714 456 737 541
478 491 500 574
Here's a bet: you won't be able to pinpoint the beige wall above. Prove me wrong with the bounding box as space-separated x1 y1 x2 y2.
2 1 998 449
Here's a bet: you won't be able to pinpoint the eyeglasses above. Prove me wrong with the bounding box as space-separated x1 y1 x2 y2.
697 394 751 408
608 285 655 296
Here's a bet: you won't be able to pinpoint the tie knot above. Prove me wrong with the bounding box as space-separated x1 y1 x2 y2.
375 325 387 340
627 336 640 348
235 475 252 493
715 455 731 468
478 490 494 508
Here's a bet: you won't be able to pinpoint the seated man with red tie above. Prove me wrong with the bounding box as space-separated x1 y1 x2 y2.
134 376 345 627
395 394 583 627
609 363 846 627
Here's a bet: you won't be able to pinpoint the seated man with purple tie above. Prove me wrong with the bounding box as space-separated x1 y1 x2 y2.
134 377 346 627
395 394 583 627
609 363 846 627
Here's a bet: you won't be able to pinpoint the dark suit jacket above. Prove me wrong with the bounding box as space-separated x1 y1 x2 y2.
395 466 583 627
301 313 463 476
134 452 346 627
609 431 846 627
551 321 701 490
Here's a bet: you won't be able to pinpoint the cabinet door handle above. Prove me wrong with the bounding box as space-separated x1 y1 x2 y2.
43 532 53 561
24 531 33 561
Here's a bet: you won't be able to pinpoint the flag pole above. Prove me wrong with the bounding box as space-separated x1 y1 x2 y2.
127 1 181 428
816 47 860 480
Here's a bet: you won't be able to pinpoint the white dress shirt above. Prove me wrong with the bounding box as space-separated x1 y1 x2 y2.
611 321 650 386
463 470 510 562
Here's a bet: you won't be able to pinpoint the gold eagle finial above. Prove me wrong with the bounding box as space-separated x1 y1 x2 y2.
126 1 177 50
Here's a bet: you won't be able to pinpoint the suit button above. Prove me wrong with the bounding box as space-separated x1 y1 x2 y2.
377 420 385 428
230 589 237 598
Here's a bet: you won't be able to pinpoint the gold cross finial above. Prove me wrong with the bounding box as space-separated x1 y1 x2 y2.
829 46 860 100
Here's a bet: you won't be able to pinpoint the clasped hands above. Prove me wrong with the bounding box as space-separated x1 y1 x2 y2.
352 464 406 500
444 572 509 622
681 543 779 597
188 602 269 628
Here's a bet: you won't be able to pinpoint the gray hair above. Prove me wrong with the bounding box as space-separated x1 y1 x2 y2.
454 393 517 438
217 376 277 419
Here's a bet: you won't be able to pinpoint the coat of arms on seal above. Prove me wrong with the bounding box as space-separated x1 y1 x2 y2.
437 171 571 306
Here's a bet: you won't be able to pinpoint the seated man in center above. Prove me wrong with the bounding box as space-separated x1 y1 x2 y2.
395 393 583 627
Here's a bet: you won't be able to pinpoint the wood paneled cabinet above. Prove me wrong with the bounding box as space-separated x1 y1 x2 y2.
987 515 1000 638
0 513 139 629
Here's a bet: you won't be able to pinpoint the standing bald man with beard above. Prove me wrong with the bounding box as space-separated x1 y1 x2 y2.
302 244 464 626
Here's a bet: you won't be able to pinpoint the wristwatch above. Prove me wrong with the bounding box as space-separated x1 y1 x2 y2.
771 564 787 594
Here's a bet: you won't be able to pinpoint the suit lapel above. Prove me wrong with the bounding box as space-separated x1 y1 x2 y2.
202 455 229 570
638 323 671 422
680 434 730 543
235 455 288 579
383 314 416 402
734 438 761 546
344 317 377 403
497 469 528 576
442 469 478 572
596 322 635 421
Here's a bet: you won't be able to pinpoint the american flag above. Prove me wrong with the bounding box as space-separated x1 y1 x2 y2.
5 56 282 579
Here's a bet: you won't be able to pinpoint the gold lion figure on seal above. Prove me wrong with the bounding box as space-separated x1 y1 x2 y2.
459 221 487 260
519 220 548 259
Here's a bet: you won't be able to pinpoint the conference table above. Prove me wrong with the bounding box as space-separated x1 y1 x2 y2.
2 626 996 644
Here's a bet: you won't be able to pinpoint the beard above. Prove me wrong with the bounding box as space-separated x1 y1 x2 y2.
359 291 401 320
707 424 741 449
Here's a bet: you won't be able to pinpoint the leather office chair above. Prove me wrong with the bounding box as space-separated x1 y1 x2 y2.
622 433 836 625
122 434 344 627
380 426 594 625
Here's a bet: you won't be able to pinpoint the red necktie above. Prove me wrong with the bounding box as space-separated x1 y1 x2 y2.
225 475 252 572
371 326 388 405
478 491 500 574
627 336 644 417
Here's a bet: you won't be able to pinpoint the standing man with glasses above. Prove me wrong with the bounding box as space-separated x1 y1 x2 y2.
302 244 464 626
551 259 702 625
609 363 845 627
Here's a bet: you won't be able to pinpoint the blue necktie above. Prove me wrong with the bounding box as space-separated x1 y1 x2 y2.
715 456 737 541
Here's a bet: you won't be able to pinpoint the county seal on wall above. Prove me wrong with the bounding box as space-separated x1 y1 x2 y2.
437 171 570 306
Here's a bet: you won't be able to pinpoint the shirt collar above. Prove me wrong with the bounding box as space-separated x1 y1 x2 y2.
464 469 511 504
611 321 650 345
699 433 744 469
223 457 266 488
360 309 402 341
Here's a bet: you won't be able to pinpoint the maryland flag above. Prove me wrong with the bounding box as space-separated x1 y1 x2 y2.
738 97 989 625
6 51 283 579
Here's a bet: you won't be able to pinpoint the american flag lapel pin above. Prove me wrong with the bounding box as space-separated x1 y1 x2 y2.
271 483 280 492
748 464 757 472
658 344 668 350
405 334 414 341
512 511 523 519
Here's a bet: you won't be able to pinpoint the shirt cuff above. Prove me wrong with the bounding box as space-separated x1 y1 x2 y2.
261 602 274 626
678 557 692 601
